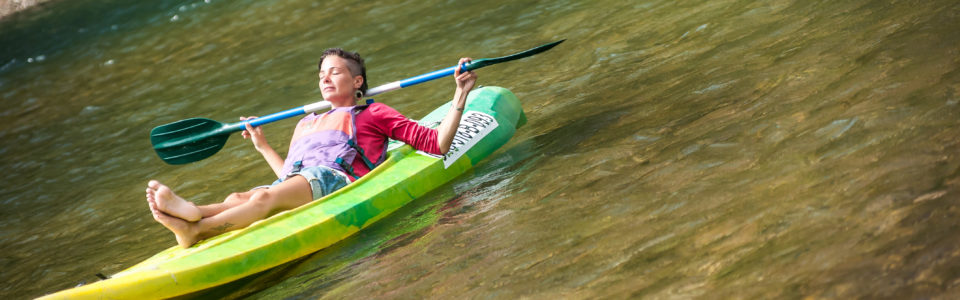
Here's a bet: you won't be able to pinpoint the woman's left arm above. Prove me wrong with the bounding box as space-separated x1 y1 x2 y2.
436 57 477 154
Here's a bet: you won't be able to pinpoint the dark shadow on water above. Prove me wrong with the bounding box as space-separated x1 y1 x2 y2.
534 108 630 154
513 105 633 175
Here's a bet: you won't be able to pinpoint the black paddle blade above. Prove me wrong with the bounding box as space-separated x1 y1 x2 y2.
469 39 566 69
150 118 230 165
510 39 565 59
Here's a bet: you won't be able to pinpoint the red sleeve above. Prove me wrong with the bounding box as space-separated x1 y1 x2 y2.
352 103 440 177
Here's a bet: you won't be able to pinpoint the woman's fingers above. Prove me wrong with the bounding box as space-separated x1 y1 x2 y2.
240 116 260 139
455 57 476 91
455 57 473 76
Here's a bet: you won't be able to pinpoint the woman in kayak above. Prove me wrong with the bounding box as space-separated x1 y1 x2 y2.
146 49 477 248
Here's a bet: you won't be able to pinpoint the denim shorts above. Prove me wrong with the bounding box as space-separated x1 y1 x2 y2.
257 165 350 200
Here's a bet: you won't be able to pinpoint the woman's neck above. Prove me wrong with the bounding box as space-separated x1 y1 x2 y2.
328 97 358 108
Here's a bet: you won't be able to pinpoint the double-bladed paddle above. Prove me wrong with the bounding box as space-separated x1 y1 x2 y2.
151 39 564 165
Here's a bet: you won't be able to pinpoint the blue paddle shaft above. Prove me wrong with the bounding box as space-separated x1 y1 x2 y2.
223 107 307 132
400 63 470 88
222 62 469 132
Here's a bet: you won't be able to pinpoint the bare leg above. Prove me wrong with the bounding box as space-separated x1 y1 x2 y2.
192 176 313 241
146 176 313 248
147 180 202 222
196 190 258 218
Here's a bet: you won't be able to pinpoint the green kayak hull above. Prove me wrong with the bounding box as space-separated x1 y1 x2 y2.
40 86 525 299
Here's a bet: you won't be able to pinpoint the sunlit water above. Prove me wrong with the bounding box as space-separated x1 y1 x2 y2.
2 0 959 298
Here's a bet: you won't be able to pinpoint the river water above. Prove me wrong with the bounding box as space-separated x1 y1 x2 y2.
2 0 959 298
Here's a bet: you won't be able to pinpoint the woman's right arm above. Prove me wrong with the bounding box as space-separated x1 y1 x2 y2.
241 116 285 178
436 57 477 154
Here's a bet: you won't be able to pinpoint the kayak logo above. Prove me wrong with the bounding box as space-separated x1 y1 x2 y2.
420 111 498 168
444 111 498 168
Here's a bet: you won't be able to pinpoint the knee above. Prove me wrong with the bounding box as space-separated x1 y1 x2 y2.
248 190 276 209
225 192 245 203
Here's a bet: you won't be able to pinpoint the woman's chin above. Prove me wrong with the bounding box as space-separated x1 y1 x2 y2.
321 93 341 101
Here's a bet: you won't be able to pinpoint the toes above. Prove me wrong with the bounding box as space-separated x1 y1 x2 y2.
148 180 163 190
147 181 162 199
148 200 159 214
146 189 157 205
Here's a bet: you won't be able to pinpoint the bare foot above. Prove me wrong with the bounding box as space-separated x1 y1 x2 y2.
147 180 202 222
147 196 200 248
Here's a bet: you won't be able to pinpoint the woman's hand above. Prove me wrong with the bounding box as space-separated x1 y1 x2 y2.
454 57 477 92
241 116 284 176
240 116 269 152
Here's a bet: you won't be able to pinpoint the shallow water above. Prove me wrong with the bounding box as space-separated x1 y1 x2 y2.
2 0 960 298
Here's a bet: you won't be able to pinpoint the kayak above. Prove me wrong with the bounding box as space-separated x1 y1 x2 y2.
40 86 526 299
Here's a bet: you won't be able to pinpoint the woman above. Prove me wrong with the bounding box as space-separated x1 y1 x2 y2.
146 49 477 248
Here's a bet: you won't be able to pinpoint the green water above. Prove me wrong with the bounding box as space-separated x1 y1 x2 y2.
2 0 959 298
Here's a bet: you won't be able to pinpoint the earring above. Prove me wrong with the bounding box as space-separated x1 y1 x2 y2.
355 90 363 99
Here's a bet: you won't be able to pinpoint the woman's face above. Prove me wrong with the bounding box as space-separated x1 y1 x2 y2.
318 55 363 103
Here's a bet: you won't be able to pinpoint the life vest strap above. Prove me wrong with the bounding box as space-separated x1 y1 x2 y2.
335 157 359 181
347 139 377 171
